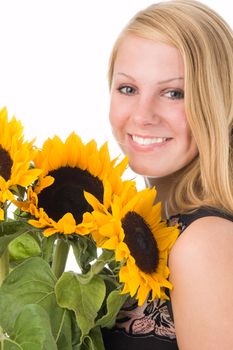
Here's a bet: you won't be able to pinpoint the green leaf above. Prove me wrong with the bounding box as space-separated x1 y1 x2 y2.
0 221 39 257
69 311 82 349
81 327 105 350
70 236 97 273
0 257 72 349
75 250 115 285
8 232 41 260
0 338 22 349
10 304 57 350
41 235 57 265
96 289 128 328
55 272 106 340
55 308 76 350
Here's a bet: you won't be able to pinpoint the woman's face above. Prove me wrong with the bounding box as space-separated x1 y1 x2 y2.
109 35 198 177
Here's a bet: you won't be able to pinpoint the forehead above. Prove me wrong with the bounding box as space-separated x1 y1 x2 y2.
114 35 184 82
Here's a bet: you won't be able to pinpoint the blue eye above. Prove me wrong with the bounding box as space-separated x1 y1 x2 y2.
118 86 136 95
165 90 184 99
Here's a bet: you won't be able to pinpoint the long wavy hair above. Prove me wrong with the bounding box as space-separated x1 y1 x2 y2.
108 0 233 215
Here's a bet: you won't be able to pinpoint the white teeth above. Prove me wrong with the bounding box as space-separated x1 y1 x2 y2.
132 135 168 145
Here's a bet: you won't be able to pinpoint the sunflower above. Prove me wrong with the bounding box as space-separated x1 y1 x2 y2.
0 107 41 219
19 132 135 236
86 188 179 306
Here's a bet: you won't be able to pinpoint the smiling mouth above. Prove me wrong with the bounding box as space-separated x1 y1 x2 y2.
131 135 172 145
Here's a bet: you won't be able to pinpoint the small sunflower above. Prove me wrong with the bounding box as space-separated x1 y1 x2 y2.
0 107 41 219
19 132 135 236
86 188 179 306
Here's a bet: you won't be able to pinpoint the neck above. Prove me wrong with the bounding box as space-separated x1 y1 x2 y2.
144 173 177 219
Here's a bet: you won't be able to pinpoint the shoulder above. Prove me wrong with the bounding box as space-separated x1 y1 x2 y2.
169 216 233 297
169 216 233 349
171 215 233 260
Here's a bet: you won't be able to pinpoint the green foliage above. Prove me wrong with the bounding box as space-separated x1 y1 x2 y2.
0 226 127 350
8 232 41 260
0 304 57 350
70 236 97 274
0 221 39 257
0 257 74 349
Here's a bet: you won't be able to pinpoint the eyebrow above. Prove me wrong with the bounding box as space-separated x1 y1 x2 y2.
116 72 184 84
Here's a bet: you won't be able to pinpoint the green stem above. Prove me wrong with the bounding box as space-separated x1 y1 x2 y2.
52 238 70 279
76 249 115 284
91 250 114 275
0 249 9 286
42 234 57 265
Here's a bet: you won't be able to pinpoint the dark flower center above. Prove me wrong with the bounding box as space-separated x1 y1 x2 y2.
122 211 159 274
0 146 13 181
37 167 103 223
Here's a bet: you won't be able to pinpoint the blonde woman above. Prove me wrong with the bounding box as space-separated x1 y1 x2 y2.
102 1 233 349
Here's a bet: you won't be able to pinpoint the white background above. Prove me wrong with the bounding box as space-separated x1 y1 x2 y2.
0 0 232 153
0 0 232 269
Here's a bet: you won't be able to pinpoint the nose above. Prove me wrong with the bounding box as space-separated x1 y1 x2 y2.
131 95 161 126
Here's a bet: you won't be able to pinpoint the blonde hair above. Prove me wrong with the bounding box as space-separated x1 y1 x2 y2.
108 0 233 216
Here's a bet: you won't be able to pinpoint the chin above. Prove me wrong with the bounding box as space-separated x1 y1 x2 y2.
129 161 177 178
129 163 161 177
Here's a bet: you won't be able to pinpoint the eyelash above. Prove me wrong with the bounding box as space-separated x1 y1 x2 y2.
163 90 184 100
117 85 184 100
117 86 136 95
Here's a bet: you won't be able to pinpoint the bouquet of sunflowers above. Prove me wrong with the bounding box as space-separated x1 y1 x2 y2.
0 107 179 350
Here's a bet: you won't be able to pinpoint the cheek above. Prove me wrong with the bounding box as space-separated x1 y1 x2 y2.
176 115 192 140
109 98 125 131
173 113 198 152
182 123 198 156
184 123 195 145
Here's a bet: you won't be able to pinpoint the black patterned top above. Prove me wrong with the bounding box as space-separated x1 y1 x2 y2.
102 207 233 350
